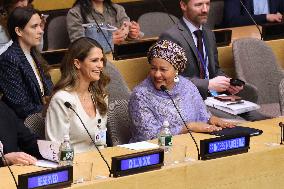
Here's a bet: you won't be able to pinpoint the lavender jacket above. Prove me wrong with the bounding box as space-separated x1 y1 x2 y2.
129 76 211 142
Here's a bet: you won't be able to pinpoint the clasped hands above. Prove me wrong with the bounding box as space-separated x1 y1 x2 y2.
112 21 141 44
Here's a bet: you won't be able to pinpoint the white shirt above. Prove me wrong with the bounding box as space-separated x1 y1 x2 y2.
45 90 108 153
24 51 44 95
254 0 269 15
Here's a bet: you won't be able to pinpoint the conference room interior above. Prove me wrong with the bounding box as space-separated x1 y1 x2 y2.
1 0 284 188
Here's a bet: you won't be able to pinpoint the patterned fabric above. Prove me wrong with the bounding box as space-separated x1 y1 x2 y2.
147 40 187 72
105 62 132 146
24 113 45 140
0 42 53 119
129 76 211 142
107 99 132 146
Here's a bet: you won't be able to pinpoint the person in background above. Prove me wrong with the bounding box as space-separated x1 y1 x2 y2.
223 0 284 27
159 0 267 121
0 0 37 54
0 100 41 167
0 7 53 120
45 37 110 153
129 40 234 142
67 0 141 52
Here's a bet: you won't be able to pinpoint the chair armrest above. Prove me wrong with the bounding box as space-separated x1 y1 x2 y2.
279 78 284 115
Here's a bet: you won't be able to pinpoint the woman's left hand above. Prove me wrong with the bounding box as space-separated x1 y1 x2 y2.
128 21 141 39
209 116 235 128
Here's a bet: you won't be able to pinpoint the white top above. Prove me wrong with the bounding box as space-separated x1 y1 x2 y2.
24 52 44 95
254 0 269 15
45 90 108 153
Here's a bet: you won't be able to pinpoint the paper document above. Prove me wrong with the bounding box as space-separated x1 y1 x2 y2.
118 141 159 150
37 140 60 162
36 160 58 168
205 97 260 115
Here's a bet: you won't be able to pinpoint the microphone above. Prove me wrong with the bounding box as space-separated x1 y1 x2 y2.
160 85 200 160
64 102 112 177
279 122 283 145
239 0 263 40
0 141 18 189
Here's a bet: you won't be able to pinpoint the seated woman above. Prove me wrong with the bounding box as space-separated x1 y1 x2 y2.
45 37 110 153
0 7 53 119
0 0 45 55
129 40 234 142
67 0 141 52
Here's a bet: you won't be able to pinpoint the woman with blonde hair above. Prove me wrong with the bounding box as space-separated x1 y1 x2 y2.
45 37 110 153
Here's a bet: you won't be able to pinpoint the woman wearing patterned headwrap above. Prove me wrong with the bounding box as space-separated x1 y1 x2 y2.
129 40 235 142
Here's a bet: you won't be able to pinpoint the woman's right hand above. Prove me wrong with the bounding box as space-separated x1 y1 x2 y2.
112 29 126 45
4 152 37 166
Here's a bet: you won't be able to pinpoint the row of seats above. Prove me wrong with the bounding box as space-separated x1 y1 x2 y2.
42 0 225 51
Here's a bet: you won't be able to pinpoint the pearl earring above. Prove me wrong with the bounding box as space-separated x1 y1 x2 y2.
174 72 179 83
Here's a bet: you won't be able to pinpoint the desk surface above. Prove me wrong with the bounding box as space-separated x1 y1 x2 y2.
1 117 284 189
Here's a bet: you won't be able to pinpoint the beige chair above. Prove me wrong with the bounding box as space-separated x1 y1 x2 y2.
138 12 179 38
104 62 133 146
232 38 284 118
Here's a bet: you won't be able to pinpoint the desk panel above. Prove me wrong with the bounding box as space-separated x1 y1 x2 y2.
1 118 284 189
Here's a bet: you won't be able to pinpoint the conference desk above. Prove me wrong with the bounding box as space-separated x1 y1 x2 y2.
1 117 284 189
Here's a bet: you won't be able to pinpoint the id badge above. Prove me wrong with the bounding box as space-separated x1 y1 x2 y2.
94 129 107 146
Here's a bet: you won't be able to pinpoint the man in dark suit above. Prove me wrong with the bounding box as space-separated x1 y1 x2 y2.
0 101 41 167
160 0 242 99
159 0 266 121
223 0 284 27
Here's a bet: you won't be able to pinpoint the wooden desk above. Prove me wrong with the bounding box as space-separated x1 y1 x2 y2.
1 118 284 189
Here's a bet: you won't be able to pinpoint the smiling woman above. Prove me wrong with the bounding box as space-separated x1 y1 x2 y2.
128 40 235 143
45 37 110 153
0 7 53 119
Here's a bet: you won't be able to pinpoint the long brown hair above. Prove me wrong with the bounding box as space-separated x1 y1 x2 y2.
52 37 110 115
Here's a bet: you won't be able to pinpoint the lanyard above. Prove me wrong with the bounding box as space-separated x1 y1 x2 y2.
194 34 209 79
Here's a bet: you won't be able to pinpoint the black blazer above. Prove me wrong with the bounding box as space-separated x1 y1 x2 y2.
223 0 284 27
159 19 226 99
0 101 41 167
0 42 53 119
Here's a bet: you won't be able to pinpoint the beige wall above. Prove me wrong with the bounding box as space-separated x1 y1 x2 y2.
50 39 284 90
32 0 141 11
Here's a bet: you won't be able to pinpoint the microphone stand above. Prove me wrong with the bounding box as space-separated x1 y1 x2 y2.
160 86 200 160
0 142 18 189
239 0 263 40
279 122 284 145
64 102 112 177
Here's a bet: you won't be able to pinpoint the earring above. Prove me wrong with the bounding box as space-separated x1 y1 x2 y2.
174 72 179 83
